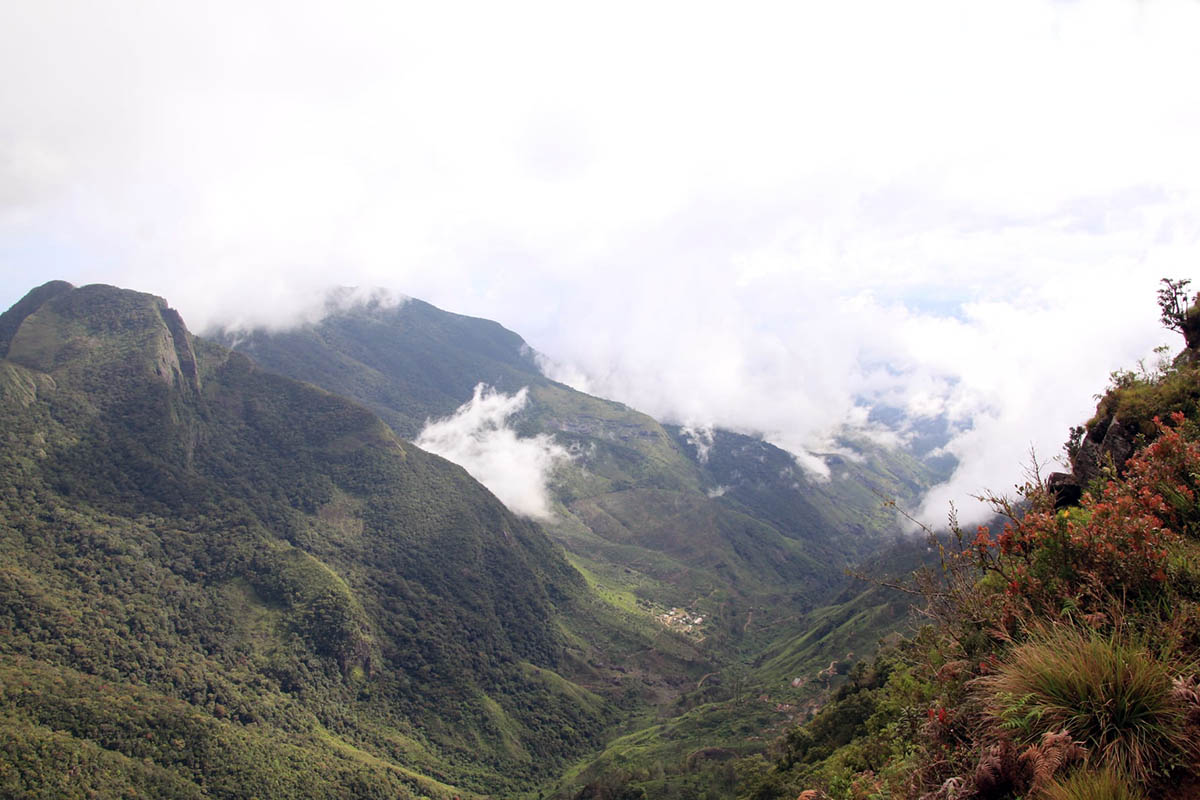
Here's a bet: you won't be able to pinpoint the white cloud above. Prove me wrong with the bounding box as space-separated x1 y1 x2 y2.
215 285 408 337
2 0 1199 526
679 425 716 465
535 352 594 396
415 384 569 520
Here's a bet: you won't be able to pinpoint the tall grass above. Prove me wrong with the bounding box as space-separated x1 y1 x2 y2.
977 624 1195 784
1040 767 1147 800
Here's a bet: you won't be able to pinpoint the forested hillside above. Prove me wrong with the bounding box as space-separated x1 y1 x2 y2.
0 282 657 798
212 292 957 798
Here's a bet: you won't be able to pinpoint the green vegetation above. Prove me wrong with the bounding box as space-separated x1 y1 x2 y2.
221 291 945 654
0 281 951 798
0 282 656 797
1040 767 1148 800
979 627 1192 784
218 295 547 440
1091 350 1200 435
202 286 956 798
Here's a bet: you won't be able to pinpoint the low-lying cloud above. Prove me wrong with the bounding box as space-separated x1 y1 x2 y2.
679 424 716 465
415 384 569 520
211 285 408 338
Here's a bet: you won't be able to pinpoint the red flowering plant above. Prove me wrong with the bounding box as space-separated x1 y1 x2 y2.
880 416 1200 798
959 414 1200 633
1121 412 1200 538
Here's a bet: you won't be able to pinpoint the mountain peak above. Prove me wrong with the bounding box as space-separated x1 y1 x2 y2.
2 282 201 394
0 279 75 358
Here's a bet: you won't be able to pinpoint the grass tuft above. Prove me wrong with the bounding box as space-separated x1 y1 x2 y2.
977 624 1196 784
1040 766 1147 800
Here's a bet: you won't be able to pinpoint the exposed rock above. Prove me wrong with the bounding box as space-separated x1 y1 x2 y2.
1183 306 1200 350
1046 474 1081 508
1050 403 1144 508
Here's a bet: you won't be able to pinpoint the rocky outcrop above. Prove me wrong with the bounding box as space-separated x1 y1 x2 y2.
1183 306 1200 350
1048 413 1141 507
159 305 201 392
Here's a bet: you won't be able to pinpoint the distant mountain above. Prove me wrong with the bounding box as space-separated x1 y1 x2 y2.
225 295 545 439
667 425 953 559
217 293 949 646
0 282 660 798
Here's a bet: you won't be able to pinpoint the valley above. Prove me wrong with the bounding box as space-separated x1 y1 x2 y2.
0 281 946 799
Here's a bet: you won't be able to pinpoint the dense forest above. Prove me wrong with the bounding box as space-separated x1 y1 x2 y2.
0 283 634 798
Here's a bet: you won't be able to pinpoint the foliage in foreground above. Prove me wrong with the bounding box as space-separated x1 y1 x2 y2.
759 358 1200 797
978 625 1193 785
1039 766 1148 800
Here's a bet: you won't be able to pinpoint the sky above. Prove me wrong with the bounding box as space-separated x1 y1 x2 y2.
3 0 1200 523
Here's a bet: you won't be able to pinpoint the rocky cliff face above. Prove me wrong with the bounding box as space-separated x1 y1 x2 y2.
1049 414 1140 507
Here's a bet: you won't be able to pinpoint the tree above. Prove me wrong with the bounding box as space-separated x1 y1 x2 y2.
1157 277 1200 348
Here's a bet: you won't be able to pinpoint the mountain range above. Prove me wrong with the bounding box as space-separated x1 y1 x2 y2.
221 293 950 629
0 280 949 799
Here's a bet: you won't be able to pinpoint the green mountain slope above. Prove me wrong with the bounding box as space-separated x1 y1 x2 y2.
219 296 946 632
670 425 952 561
214 292 954 798
229 294 546 439
0 282 643 798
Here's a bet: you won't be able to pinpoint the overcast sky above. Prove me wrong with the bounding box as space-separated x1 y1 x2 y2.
3 0 1199 523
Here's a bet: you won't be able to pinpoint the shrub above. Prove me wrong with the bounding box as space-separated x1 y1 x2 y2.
977 625 1195 784
1121 412 1200 539
966 416 1200 622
